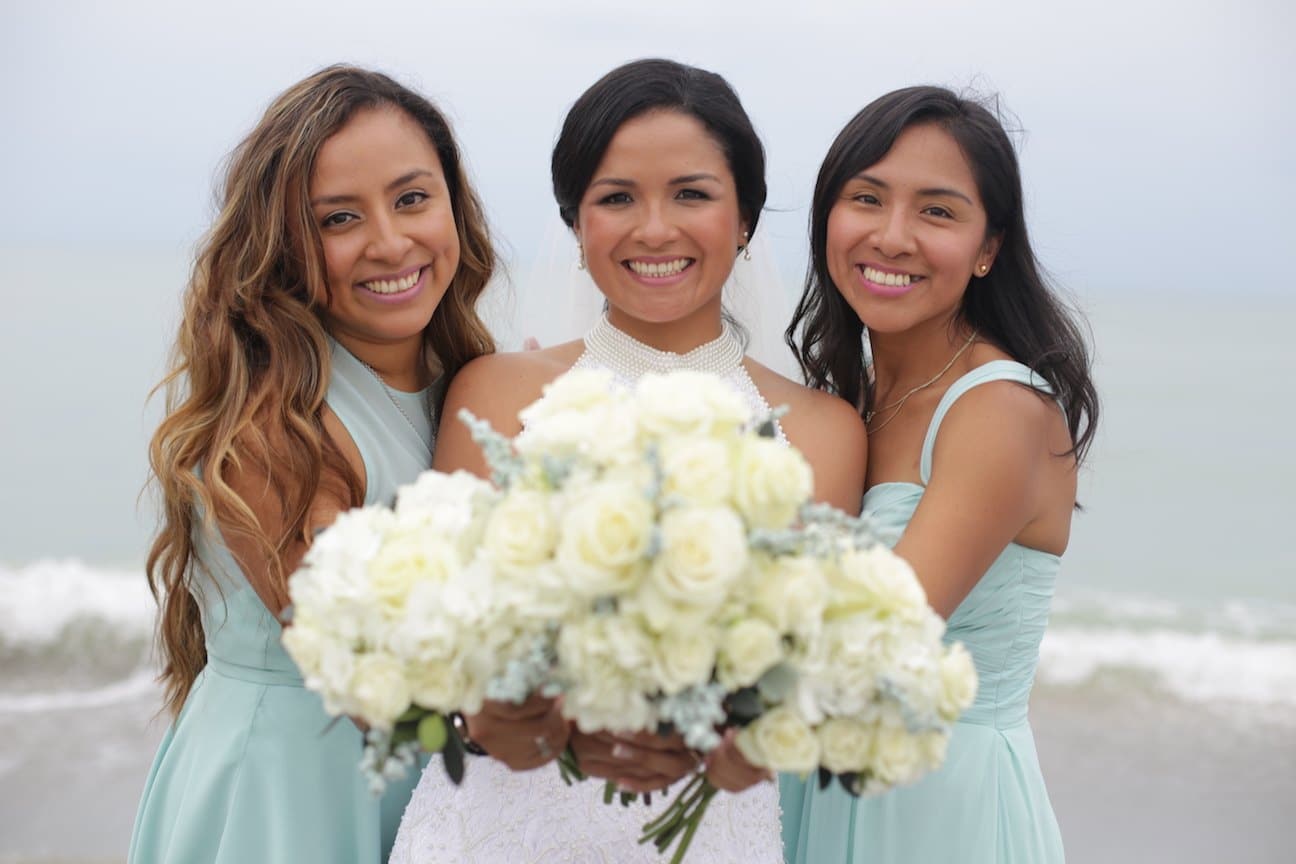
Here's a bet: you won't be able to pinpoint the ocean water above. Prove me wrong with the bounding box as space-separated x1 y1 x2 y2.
2 288 1293 862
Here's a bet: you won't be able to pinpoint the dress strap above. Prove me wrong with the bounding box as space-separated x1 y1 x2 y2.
919 360 1054 485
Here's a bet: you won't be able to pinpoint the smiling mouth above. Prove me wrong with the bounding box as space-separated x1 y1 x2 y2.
859 265 923 288
360 266 424 295
625 258 694 278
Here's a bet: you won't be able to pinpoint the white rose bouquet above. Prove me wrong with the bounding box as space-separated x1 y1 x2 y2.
285 366 978 863
454 368 975 863
282 468 530 791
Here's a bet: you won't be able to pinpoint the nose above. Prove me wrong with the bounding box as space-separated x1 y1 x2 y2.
872 208 915 259
364 212 413 262
634 200 679 248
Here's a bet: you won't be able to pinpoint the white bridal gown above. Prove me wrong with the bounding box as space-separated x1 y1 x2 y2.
389 316 783 864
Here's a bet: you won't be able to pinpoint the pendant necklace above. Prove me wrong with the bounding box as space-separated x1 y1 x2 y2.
866 331 978 434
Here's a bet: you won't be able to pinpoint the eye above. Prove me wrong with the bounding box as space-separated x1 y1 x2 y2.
321 211 356 228
597 191 633 206
922 205 954 219
852 192 881 206
396 190 429 208
675 188 711 201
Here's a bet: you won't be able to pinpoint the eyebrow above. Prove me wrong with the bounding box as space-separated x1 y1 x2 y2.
852 172 974 206
588 172 724 190
310 169 437 207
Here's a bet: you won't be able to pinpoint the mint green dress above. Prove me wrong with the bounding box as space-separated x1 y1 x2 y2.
780 361 1065 864
129 339 434 864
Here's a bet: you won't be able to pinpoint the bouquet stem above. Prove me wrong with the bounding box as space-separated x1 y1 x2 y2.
637 772 718 864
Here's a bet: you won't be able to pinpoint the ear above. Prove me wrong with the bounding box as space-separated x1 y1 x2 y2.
976 233 1002 276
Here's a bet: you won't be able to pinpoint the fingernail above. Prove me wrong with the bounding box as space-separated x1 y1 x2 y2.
611 744 631 760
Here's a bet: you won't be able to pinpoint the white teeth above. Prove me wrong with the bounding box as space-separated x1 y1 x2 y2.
627 258 690 277
862 266 913 287
362 268 421 294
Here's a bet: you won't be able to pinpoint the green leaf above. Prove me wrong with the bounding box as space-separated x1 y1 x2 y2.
726 687 763 722
442 726 466 785
417 713 449 753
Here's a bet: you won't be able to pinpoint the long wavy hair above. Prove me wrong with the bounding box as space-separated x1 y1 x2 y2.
787 86 1098 462
147 65 495 717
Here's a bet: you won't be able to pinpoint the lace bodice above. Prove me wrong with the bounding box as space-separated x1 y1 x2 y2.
389 315 783 863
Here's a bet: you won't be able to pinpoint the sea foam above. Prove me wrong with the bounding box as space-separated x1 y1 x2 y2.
2 560 1294 716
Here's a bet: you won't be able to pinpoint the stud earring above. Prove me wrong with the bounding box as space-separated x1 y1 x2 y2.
577 244 586 270
978 264 989 275
741 231 751 261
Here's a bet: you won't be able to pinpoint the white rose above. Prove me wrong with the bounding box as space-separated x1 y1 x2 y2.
659 436 734 506
556 482 654 596
871 715 927 786
938 642 978 721
829 545 928 623
557 616 657 733
348 652 412 729
816 717 876 774
517 370 641 466
733 437 813 530
394 470 494 551
752 555 828 637
483 489 558 569
652 627 718 695
651 507 748 610
736 705 820 774
717 618 784 689
406 660 469 715
805 617 888 717
367 532 461 619
522 368 617 419
635 371 750 439
516 403 639 466
293 507 392 619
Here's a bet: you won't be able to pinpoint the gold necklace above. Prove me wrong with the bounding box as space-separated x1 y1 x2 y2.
865 331 978 434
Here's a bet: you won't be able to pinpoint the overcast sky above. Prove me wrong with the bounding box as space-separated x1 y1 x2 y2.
2 0 1293 563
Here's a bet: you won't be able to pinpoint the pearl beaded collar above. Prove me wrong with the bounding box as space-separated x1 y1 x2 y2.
572 314 786 443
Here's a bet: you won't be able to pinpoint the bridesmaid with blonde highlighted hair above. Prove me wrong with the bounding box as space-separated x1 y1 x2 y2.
130 65 495 864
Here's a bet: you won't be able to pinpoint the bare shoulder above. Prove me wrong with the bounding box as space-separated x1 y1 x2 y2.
745 359 867 514
435 341 584 476
938 374 1063 453
443 341 585 436
745 359 866 443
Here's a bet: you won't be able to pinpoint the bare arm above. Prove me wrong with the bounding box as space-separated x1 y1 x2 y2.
220 406 361 616
777 386 869 516
896 382 1064 618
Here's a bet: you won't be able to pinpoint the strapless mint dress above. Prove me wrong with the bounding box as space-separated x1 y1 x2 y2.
129 339 434 864
780 361 1065 863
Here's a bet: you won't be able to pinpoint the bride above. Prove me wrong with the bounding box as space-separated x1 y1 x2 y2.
390 58 866 863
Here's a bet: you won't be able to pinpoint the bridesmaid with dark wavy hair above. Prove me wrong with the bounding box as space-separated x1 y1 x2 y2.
130 65 495 863
782 86 1097 863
